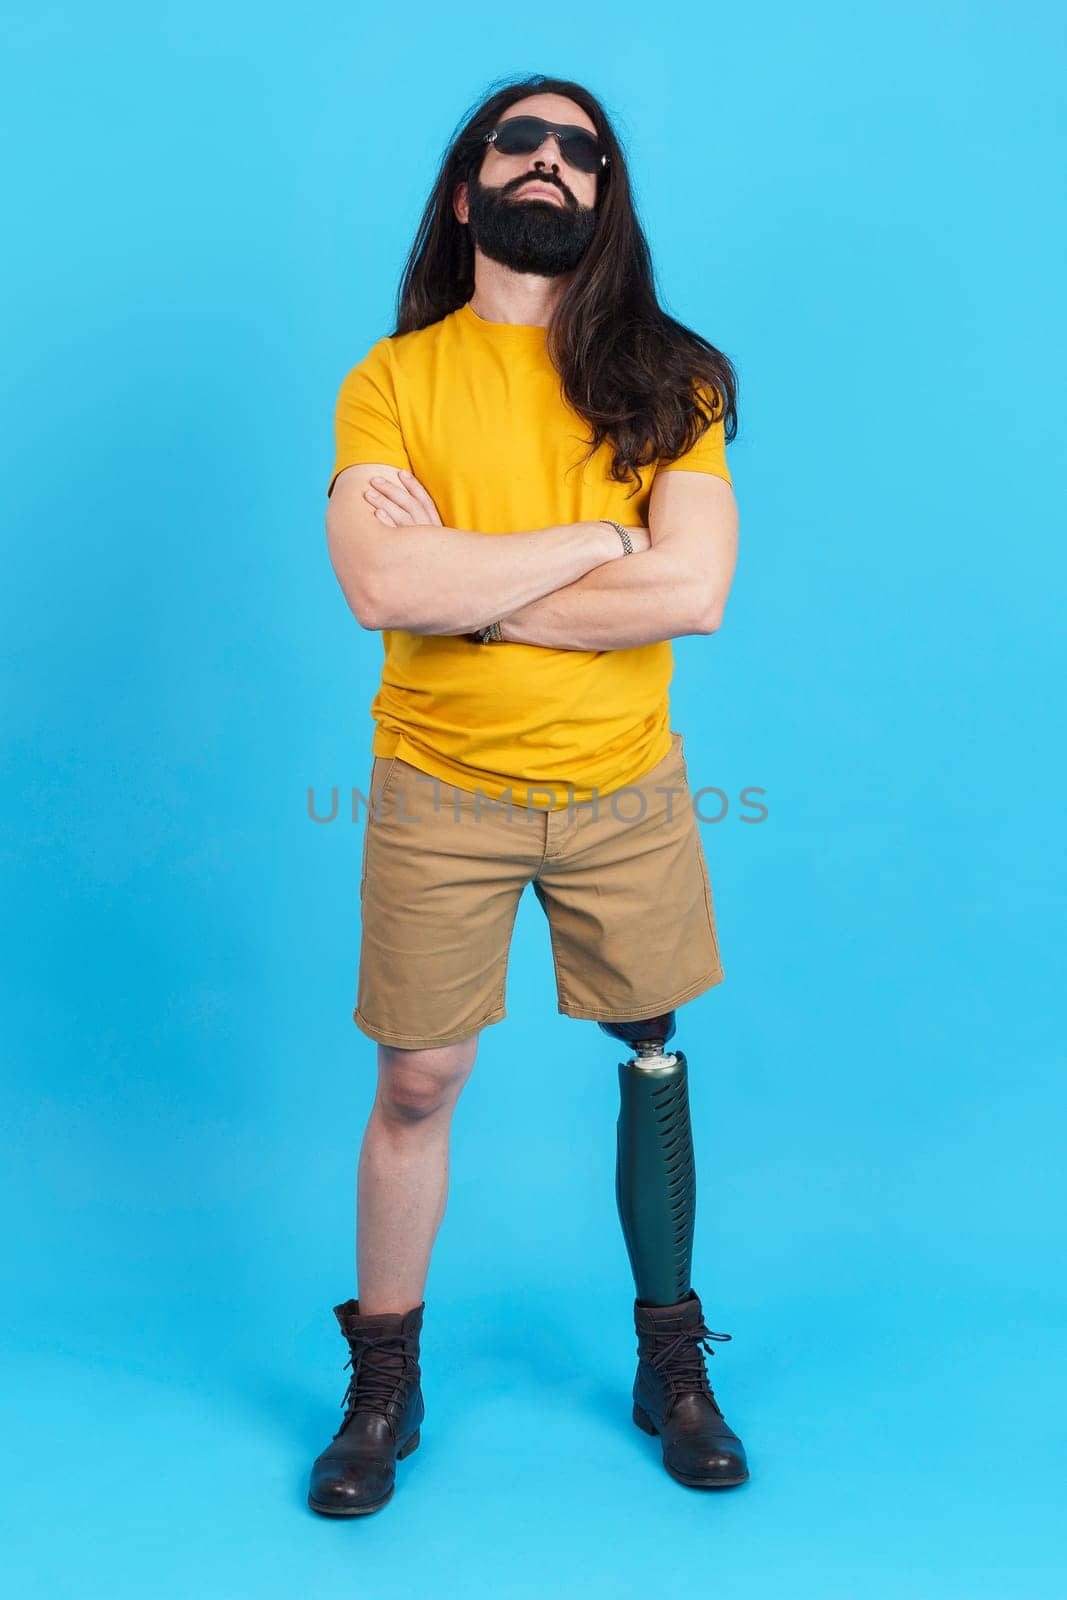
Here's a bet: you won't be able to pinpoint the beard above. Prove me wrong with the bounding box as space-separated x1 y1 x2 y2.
465 169 598 276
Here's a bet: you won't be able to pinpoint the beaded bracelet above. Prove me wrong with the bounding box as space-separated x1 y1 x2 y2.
602 517 634 554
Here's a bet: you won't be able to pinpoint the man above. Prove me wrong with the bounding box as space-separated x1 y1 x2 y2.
308 74 747 1518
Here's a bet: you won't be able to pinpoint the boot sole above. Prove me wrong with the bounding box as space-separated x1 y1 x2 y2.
633 1402 749 1488
307 1428 421 1517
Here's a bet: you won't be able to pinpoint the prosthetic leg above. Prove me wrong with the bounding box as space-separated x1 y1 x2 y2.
604 1011 694 1306
601 1013 749 1487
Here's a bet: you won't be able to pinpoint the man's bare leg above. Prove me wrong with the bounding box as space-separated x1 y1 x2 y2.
355 1033 479 1314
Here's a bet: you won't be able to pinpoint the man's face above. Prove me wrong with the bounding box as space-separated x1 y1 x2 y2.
455 94 602 277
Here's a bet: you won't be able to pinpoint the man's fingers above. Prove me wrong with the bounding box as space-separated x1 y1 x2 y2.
398 469 443 527
364 472 443 527
365 477 417 514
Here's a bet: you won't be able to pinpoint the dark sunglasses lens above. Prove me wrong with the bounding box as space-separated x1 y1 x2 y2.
561 133 602 172
494 117 547 156
494 117 603 173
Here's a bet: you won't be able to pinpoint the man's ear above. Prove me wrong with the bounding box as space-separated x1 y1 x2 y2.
453 180 469 225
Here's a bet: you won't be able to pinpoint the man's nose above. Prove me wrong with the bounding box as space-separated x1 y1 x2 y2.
529 132 564 168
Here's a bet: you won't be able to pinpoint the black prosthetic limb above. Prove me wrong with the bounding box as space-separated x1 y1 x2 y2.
601 1012 695 1307
603 1012 750 1488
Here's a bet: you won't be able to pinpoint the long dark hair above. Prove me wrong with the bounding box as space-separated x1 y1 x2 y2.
393 74 738 495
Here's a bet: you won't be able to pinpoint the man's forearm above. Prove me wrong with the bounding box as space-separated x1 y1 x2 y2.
364 521 623 634
499 546 717 650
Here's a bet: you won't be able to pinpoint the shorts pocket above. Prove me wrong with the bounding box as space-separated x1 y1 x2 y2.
377 754 400 804
360 756 397 894
359 815 372 897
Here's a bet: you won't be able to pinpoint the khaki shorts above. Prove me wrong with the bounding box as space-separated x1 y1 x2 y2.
354 730 724 1049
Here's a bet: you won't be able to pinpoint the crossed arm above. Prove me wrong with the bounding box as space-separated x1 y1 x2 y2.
334 463 738 651
494 470 738 650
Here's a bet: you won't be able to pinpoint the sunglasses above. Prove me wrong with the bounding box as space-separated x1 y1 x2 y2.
482 115 610 176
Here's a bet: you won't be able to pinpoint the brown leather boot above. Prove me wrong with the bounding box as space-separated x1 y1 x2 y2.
307 1298 425 1517
632 1288 749 1488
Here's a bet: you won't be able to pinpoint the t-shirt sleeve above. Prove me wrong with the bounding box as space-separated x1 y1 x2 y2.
327 337 412 498
656 384 732 485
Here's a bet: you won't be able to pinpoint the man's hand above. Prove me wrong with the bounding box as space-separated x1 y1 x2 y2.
362 469 444 528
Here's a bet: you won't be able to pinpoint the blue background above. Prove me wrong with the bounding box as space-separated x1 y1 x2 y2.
2 1 1063 1594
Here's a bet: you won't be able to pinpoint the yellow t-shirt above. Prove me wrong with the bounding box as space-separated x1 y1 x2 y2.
328 299 732 809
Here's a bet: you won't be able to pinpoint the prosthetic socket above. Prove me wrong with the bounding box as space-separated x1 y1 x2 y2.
601 1011 695 1307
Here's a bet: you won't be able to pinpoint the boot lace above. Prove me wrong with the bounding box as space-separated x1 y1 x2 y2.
336 1334 419 1433
649 1322 731 1410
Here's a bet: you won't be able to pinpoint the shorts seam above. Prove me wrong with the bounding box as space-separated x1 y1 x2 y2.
555 964 725 1021
532 881 573 1007
353 1005 506 1047
695 840 721 959
492 898 524 1012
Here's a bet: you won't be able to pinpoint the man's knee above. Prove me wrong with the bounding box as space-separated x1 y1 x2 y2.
376 1035 479 1122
